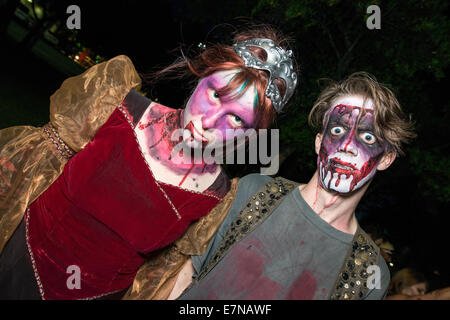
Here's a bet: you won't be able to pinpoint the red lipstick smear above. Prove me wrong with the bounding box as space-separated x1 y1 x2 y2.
185 121 208 143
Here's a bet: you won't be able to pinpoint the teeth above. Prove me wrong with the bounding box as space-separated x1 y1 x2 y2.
335 163 353 170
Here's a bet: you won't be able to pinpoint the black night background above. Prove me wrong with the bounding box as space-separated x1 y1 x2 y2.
1 0 449 294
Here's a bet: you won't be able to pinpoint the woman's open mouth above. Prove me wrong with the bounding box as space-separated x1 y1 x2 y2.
185 121 209 145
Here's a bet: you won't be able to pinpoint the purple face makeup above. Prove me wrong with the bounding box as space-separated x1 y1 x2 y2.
317 96 386 194
182 69 257 148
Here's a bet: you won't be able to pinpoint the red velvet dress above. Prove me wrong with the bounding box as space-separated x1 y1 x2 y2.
24 97 226 299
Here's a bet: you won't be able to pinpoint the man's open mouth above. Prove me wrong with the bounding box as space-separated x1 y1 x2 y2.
330 159 357 171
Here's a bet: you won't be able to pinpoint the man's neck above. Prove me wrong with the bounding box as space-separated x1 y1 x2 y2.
300 171 369 235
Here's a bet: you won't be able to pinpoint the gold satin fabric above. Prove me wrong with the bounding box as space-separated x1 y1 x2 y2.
0 54 237 300
0 125 67 252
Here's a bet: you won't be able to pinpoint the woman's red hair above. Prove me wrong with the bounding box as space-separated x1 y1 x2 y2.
145 25 295 129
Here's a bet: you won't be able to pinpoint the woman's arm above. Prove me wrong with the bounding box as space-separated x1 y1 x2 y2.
167 258 195 300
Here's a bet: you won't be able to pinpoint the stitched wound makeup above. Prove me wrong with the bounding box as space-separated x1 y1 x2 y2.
317 96 386 194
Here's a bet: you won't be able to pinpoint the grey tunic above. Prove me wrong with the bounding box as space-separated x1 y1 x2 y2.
180 174 390 300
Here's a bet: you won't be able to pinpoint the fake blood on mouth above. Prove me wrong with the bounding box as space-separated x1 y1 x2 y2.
319 147 381 192
185 121 208 143
347 154 382 192
331 159 356 188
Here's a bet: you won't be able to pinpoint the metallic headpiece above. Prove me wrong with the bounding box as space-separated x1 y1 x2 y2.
233 38 297 113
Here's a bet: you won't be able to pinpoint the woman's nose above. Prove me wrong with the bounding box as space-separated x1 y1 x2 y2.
201 109 226 129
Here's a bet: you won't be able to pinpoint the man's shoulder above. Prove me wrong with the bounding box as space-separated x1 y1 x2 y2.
362 237 391 300
238 173 273 190
226 174 274 220
237 174 303 203
237 173 276 199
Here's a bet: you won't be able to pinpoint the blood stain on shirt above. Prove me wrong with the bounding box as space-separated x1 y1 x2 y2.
285 270 317 300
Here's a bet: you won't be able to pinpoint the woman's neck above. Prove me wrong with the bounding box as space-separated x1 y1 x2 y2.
137 105 220 189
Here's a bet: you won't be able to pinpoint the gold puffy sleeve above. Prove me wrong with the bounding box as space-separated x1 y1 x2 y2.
50 55 142 152
0 55 141 253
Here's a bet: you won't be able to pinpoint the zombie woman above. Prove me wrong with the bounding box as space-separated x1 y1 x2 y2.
0 27 298 299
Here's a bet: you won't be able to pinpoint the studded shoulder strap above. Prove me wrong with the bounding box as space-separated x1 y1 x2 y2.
329 227 380 300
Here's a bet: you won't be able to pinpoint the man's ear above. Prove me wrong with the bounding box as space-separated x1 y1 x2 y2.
377 151 396 171
315 133 323 155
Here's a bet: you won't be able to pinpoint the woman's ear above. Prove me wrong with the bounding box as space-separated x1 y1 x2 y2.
315 133 323 155
377 151 396 171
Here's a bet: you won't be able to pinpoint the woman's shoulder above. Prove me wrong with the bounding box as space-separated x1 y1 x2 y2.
49 55 142 151
147 102 177 120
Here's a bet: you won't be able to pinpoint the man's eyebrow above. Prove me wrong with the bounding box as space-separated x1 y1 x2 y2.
357 113 375 127
332 104 374 112
329 117 349 125
328 113 352 125
358 124 374 131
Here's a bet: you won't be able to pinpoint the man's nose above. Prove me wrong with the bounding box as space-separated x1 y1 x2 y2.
338 133 358 156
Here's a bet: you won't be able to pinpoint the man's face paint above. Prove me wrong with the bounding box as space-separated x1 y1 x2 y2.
182 69 258 149
318 96 386 194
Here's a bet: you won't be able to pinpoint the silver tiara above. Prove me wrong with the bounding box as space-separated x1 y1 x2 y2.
233 38 297 113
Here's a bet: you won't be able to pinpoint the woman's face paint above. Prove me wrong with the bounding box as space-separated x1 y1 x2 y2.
317 95 386 194
182 69 258 149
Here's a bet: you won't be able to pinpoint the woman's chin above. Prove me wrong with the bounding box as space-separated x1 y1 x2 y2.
184 138 204 149
170 156 210 169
